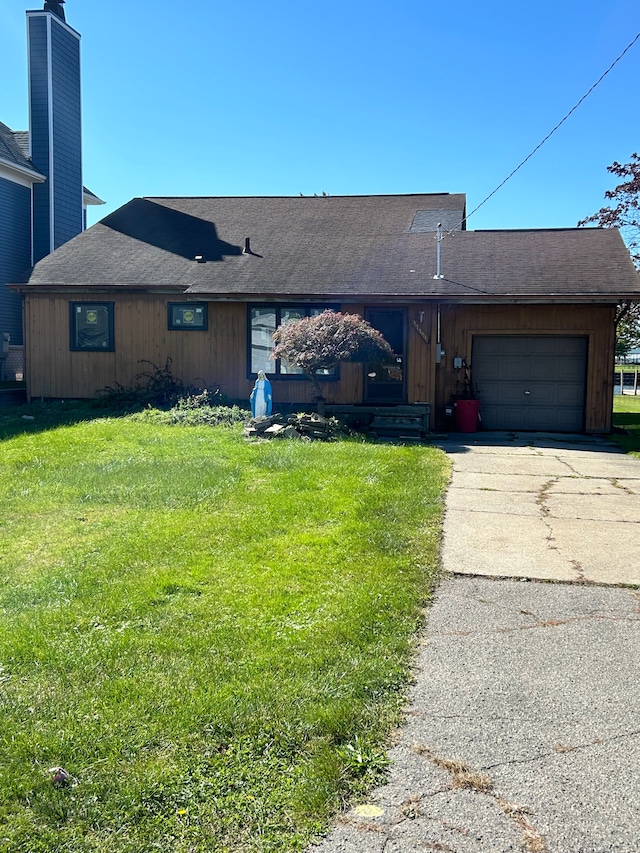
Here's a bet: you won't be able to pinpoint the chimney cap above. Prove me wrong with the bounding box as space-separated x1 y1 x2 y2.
44 1 66 21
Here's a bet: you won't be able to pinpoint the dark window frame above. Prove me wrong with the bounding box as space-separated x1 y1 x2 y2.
168 302 208 331
69 301 115 352
247 303 340 380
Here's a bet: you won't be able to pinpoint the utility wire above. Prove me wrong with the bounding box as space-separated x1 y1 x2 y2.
455 30 640 232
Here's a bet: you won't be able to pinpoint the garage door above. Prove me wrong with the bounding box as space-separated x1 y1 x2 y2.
472 336 587 431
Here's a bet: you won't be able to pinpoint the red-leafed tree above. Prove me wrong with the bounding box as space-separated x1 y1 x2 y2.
271 310 395 415
579 153 640 357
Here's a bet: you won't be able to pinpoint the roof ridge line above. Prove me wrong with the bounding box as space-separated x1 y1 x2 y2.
142 192 464 201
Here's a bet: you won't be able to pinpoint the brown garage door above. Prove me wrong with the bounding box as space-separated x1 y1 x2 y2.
472 336 587 431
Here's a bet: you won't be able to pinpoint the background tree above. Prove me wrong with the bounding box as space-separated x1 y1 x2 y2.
578 153 640 358
271 310 395 415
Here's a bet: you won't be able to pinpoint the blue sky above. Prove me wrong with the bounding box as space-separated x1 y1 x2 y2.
1 0 639 231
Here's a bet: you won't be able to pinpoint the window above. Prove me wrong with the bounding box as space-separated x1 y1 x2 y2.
248 304 339 378
70 302 114 351
168 302 208 330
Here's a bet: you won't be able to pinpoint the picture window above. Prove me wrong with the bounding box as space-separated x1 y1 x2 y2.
248 304 339 378
70 302 114 351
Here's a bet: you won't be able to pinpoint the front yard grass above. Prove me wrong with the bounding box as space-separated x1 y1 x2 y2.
612 395 640 456
0 411 449 852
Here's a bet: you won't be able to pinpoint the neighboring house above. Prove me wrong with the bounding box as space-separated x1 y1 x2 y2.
0 1 102 378
10 192 640 432
618 348 640 365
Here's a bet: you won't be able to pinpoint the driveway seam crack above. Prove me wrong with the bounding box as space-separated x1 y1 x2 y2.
482 728 640 772
536 478 599 581
412 743 548 852
554 458 583 476
611 478 636 494
438 612 640 638
535 479 559 558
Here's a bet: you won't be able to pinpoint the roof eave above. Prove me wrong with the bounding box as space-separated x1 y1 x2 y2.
10 283 638 303
83 190 106 206
7 282 187 294
182 289 638 303
0 157 46 184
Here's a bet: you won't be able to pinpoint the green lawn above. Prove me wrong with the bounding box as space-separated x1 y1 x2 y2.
612 394 640 456
0 408 449 852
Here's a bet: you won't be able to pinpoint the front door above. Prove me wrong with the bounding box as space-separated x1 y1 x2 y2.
364 308 407 403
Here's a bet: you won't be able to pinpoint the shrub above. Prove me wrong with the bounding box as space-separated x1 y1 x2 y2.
132 395 250 427
95 359 221 413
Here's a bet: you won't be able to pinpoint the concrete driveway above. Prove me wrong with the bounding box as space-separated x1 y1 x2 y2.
310 433 640 853
441 432 640 587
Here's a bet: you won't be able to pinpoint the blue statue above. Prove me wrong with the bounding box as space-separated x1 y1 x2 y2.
250 371 273 417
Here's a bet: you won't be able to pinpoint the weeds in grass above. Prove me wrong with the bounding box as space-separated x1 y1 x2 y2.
337 735 390 779
131 394 250 426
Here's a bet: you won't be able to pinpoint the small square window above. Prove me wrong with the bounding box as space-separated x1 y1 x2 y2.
70 302 114 351
169 303 208 330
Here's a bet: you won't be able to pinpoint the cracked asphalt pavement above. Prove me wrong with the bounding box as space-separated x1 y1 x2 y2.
309 433 640 853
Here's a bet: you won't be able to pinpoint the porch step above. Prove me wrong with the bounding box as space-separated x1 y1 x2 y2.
370 414 425 440
326 404 430 439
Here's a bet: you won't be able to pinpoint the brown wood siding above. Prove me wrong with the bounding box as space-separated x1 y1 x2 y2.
23 295 615 432
405 305 434 404
434 304 616 432
26 295 260 402
24 296 372 406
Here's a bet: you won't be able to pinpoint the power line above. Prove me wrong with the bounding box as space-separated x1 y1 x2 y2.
458 30 640 230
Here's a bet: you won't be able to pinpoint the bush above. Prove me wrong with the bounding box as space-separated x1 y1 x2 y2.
95 359 221 413
133 394 250 427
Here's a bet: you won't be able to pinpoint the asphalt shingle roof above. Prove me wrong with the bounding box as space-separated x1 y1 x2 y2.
0 123 100 201
17 194 640 301
0 121 42 176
